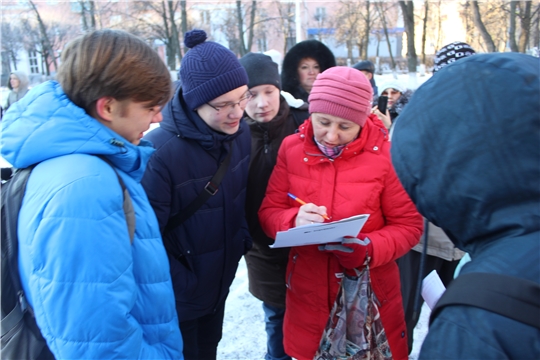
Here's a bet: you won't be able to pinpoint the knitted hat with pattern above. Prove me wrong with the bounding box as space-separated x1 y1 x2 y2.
309 66 373 127
180 29 248 110
433 42 476 73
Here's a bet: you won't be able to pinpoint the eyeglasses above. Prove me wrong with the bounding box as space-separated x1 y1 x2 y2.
206 91 253 113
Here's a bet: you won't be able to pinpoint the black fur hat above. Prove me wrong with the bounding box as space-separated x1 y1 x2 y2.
281 40 336 96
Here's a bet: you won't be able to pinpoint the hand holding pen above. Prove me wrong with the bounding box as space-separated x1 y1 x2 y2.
288 193 330 227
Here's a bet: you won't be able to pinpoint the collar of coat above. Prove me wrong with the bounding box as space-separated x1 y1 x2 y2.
296 114 389 164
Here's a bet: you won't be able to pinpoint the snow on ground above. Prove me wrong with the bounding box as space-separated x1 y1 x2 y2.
218 257 431 360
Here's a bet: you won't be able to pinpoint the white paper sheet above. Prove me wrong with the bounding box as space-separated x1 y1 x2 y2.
421 269 446 309
270 214 370 249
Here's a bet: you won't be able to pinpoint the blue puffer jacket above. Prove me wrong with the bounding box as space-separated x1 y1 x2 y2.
1 81 183 359
142 83 252 322
391 53 540 359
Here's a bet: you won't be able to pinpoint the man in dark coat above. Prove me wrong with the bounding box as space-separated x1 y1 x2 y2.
352 60 378 102
391 53 540 358
239 52 298 360
142 30 252 360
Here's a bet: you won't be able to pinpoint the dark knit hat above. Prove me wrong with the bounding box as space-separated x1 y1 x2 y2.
309 67 373 127
433 42 476 73
180 29 248 110
239 53 281 90
352 60 375 74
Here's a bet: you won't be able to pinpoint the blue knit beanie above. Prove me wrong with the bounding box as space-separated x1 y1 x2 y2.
180 29 248 110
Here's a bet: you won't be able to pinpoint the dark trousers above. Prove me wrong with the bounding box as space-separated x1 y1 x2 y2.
397 250 460 354
178 299 226 360
262 302 292 360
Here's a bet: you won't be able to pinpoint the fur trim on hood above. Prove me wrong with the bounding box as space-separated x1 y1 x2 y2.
281 40 336 98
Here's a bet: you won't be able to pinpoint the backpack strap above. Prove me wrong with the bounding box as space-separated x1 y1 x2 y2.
164 142 234 234
430 272 540 329
97 156 135 243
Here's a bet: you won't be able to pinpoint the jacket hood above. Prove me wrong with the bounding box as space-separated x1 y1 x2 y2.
1 81 154 180
159 81 244 151
8 70 29 91
281 40 336 95
391 53 540 255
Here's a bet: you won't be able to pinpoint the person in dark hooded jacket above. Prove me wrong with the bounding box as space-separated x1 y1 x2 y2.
391 52 540 359
141 30 252 360
281 40 336 125
396 41 474 354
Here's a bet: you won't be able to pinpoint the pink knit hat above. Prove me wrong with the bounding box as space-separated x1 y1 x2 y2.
308 66 373 127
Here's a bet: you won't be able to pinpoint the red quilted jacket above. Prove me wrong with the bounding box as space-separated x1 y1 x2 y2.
259 116 423 360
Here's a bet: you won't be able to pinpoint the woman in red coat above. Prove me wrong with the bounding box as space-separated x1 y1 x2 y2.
259 66 423 360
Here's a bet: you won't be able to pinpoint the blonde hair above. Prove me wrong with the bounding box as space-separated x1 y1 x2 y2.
57 29 172 115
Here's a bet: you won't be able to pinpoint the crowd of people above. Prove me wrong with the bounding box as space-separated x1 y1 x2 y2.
2 28 538 360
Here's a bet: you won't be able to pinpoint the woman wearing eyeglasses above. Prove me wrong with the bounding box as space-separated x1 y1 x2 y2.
141 30 253 360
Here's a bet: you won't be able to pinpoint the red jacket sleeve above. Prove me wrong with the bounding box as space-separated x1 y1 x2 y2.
365 158 423 268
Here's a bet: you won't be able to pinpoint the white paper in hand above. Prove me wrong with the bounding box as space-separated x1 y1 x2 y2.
421 269 446 309
270 214 369 248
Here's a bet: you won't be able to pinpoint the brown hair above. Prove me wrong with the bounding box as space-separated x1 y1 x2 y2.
57 29 172 115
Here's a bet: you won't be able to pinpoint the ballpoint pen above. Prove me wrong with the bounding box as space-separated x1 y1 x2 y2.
287 193 330 221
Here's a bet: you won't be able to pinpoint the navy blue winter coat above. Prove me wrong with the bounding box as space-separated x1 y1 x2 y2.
142 83 252 322
391 53 540 359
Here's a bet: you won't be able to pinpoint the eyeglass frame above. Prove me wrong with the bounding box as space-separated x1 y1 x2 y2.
205 90 254 113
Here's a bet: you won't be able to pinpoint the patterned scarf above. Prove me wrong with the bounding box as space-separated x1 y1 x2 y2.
314 137 347 159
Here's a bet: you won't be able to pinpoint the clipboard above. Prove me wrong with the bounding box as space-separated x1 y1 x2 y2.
270 214 370 248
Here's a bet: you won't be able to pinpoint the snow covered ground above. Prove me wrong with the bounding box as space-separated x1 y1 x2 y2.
218 257 431 360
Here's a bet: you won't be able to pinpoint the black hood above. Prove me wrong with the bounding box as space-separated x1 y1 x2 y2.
281 40 336 97
391 53 539 277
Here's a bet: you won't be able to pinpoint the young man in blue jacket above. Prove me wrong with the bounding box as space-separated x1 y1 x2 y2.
142 29 252 360
1 30 183 359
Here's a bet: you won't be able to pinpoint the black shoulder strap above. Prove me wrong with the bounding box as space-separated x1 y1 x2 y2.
97 155 135 243
164 142 234 235
430 272 540 329
2 166 37 313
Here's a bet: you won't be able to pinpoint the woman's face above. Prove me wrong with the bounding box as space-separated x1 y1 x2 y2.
297 57 320 93
10 75 20 90
381 88 402 107
311 113 360 148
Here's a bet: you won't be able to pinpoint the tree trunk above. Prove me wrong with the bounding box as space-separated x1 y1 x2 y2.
159 1 175 70
179 0 188 59
89 1 96 30
29 0 57 73
168 1 181 68
246 1 257 54
362 0 370 60
509 1 519 52
376 2 396 70
399 1 417 73
471 0 497 52
421 0 429 64
236 1 246 56
79 0 89 31
518 1 532 53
